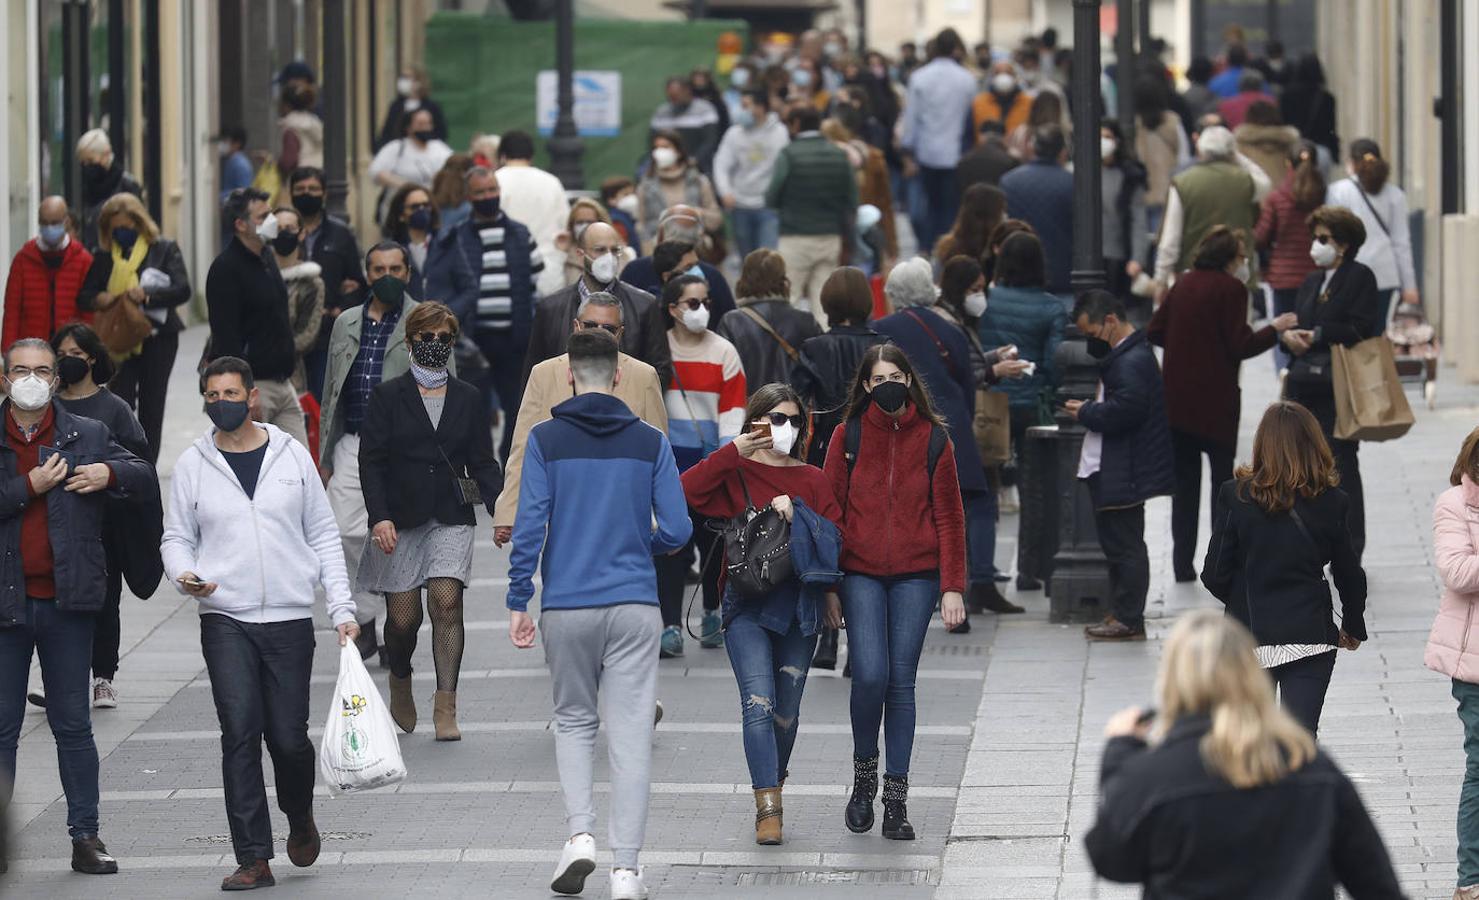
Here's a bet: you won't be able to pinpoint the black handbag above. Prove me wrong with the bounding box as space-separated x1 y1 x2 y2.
434 442 482 507
721 470 793 599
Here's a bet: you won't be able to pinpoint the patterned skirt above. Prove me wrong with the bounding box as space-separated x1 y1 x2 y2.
356 521 475 594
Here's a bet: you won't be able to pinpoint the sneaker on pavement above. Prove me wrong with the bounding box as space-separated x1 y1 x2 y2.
699 611 724 648
1084 617 1146 641
610 867 649 900
550 834 596 895
659 625 684 659
92 678 117 709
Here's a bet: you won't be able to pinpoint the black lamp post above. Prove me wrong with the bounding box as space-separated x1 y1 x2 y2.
322 0 350 218
1115 0 1135 143
547 0 585 190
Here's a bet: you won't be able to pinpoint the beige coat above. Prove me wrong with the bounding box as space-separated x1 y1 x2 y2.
493 351 668 526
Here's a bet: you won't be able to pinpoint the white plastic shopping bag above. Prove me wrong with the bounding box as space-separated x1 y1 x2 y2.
319 642 407 796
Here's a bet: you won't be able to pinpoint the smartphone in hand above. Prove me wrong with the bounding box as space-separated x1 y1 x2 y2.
752 421 772 441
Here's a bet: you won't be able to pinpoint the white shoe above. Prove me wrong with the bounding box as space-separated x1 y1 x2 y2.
609 867 649 900
92 678 117 709
549 833 596 895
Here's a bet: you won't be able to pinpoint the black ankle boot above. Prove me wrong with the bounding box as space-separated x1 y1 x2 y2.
845 755 878 833
881 774 915 840
813 629 839 670
355 618 379 661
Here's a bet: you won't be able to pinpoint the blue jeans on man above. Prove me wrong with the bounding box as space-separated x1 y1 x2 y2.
723 612 818 789
0 598 100 839
730 207 780 260
201 615 317 865
840 575 938 777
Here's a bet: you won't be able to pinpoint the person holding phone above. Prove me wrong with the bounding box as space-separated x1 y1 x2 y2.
160 355 359 891
823 344 967 842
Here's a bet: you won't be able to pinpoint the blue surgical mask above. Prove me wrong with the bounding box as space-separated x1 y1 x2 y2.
685 264 706 281
793 69 814 89
735 108 756 128
38 224 66 248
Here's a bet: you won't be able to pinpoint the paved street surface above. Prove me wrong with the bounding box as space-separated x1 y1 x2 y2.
2 325 1475 899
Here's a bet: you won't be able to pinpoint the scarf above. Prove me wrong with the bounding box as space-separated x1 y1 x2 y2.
410 363 449 389
106 237 150 361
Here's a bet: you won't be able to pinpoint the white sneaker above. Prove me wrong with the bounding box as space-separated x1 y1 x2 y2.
92 678 117 709
549 833 596 895
609 867 649 900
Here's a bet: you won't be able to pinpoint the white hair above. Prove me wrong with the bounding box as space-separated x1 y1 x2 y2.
1197 125 1237 161
76 128 113 159
576 291 623 321
884 257 937 309
469 132 500 159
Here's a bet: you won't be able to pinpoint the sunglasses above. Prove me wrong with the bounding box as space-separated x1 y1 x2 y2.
1313 234 1332 245
405 202 431 213
670 298 710 311
757 412 804 429
578 320 621 336
413 332 455 345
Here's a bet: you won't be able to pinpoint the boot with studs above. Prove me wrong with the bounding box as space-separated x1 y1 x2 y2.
881 774 916 840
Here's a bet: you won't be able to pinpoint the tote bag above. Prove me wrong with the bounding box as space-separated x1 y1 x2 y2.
1331 336 1415 442
320 643 407 796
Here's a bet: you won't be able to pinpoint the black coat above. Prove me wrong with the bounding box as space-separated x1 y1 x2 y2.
522 280 674 389
305 214 367 314
77 238 192 334
790 324 889 467
1286 260 1384 394
1202 482 1367 645
956 139 1019 192
358 373 503 530
715 299 822 391
1085 716 1403 899
0 402 155 624
1076 329 1175 509
205 239 297 382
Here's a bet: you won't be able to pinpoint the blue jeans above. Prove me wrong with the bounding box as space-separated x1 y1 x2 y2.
964 488 998 586
201 614 317 864
1455 678 1479 886
731 207 779 259
841 575 937 777
724 612 818 789
0 598 99 839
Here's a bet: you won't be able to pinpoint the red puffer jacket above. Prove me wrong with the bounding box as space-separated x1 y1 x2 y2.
2 239 94 349
1254 177 1319 291
823 402 967 593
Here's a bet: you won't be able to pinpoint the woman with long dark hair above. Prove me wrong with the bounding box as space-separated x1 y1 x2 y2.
1201 401 1366 735
933 183 1006 264
824 343 967 842
1257 140 1327 372
380 183 477 328
681 383 842 846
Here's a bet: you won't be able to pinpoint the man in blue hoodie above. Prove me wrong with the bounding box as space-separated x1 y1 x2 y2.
507 329 690 900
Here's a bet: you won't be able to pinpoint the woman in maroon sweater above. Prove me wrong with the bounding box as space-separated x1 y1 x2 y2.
821 344 967 843
1148 226 1298 582
1255 140 1326 370
681 382 842 846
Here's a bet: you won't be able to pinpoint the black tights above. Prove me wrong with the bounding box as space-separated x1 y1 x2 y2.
382 577 466 692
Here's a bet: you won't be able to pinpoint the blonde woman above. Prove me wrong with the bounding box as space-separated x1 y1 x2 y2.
1085 610 1401 896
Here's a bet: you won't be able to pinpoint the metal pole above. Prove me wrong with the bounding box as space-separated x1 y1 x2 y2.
1266 0 1279 48
1189 0 1205 63
143 0 162 223
1137 0 1151 62
1440 0 1460 214
62 0 90 212
107 0 126 167
1070 0 1105 297
547 0 585 190
1115 0 1135 143
322 0 350 219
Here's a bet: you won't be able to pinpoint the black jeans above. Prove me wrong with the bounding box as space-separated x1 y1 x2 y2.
1285 383 1364 559
1087 475 1150 629
655 507 722 626
1170 429 1235 578
201 614 316 864
916 166 961 253
1270 649 1337 735
110 330 179 464
473 329 527 463
91 536 124 680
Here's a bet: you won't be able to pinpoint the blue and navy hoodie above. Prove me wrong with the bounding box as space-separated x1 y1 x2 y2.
506 392 692 612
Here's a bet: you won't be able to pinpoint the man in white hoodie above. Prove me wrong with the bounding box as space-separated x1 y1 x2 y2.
712 89 790 259
160 355 358 892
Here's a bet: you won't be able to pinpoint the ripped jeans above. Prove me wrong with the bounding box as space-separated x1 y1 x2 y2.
724 612 819 790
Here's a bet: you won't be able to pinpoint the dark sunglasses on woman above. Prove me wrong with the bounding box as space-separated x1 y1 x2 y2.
757 412 804 429
413 332 456 345
670 298 711 311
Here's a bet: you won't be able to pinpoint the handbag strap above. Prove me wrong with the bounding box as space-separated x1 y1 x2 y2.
734 467 758 513
740 306 799 361
902 308 964 381
1288 504 1319 551
669 366 717 454
1350 177 1391 239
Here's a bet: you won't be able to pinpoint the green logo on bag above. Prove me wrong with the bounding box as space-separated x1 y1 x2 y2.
342 720 370 763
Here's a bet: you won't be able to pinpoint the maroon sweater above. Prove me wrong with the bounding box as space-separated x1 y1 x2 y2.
8 407 55 599
682 440 843 550
822 403 968 593
1255 177 1320 291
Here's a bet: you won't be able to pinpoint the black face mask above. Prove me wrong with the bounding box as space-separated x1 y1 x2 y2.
413 129 436 143
57 356 91 387
291 192 324 217
81 162 110 191
370 275 407 311
870 380 910 414
407 208 433 232
206 399 251 432
410 338 453 369
472 197 500 219
271 231 300 256
1086 332 1112 359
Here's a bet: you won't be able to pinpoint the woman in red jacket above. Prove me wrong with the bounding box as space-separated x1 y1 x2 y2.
1255 140 1326 371
822 344 967 842
1148 226 1298 583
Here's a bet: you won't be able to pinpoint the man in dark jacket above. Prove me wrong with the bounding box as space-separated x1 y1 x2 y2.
207 188 309 447
956 121 1019 193
0 338 153 876
523 222 674 389
1000 126 1075 294
619 205 736 323
1065 290 1173 641
288 167 366 400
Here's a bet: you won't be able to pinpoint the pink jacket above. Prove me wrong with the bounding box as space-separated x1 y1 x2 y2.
1425 476 1479 681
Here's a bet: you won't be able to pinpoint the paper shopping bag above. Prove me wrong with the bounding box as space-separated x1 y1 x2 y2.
1331 336 1414 442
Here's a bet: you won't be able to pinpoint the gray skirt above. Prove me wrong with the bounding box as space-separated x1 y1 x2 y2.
356 521 475 594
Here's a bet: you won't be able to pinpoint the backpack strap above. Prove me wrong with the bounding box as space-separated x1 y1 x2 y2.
843 416 862 476
740 306 800 361
926 424 947 484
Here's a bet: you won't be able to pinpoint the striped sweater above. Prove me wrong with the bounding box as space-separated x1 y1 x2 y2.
664 330 747 472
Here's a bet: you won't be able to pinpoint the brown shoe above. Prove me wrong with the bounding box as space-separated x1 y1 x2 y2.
433 690 460 742
286 813 320 867
754 788 783 845
389 673 416 733
1085 617 1146 641
70 834 118 874
221 859 274 890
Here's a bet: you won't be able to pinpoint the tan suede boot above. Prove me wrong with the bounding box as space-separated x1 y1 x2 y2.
389 674 416 733
433 690 460 741
753 788 783 845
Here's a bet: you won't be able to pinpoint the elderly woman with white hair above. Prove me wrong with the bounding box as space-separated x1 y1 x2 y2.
873 258 1012 628
75 129 144 252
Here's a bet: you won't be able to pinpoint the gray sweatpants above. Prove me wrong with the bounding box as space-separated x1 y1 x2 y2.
541 603 660 869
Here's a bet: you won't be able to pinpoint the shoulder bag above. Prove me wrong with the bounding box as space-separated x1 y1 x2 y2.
721 469 793 599
739 306 799 361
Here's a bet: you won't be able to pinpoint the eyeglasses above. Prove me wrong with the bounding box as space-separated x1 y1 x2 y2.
670 298 710 311
866 372 908 386
8 366 54 379
578 320 621 336
757 412 804 429
413 332 455 345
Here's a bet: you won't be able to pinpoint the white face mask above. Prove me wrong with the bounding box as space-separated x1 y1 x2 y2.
588 252 620 285
651 147 679 170
255 212 280 242
217 140 233 157
769 421 798 456
1310 239 1338 268
730 68 751 88
1100 137 1117 160
1231 260 1251 282
963 291 988 317
8 374 53 411
991 73 1017 94
680 305 710 333
615 194 639 216
397 76 415 97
